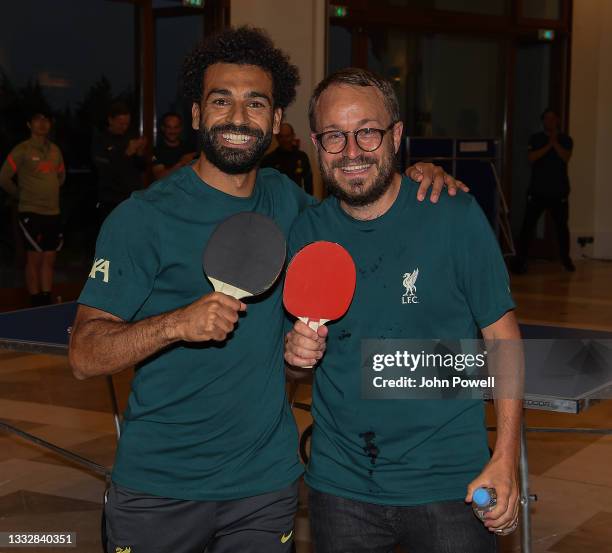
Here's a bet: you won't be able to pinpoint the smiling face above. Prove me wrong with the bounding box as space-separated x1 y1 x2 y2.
192 63 282 175
311 84 402 207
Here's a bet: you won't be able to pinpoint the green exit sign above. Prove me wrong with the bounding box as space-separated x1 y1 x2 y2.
330 4 348 17
538 29 555 41
183 0 204 7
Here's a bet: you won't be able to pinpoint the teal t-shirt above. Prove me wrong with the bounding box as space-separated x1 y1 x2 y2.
79 166 314 501
288 177 515 506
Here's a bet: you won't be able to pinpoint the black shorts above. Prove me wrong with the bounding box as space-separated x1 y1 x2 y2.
104 480 298 553
18 212 63 252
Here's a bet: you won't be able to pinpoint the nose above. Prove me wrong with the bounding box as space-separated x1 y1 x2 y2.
229 101 248 127
344 132 361 159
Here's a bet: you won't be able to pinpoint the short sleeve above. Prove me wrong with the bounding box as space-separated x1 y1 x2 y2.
78 198 160 321
454 198 515 329
55 146 65 173
5 145 23 172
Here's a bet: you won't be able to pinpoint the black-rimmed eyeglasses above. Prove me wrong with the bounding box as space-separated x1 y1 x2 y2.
314 122 396 154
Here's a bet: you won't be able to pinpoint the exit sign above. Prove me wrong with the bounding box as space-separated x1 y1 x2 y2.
538 29 555 41
330 4 348 17
183 0 204 7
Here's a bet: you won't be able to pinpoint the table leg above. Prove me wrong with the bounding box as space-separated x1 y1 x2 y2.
520 420 532 553
106 375 121 439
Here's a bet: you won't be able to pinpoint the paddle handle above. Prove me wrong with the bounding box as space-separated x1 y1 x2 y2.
209 277 253 301
298 317 330 331
297 317 329 369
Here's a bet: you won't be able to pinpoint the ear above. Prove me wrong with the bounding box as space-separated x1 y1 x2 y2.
310 133 318 148
27 122 32 131
272 108 283 135
191 103 201 131
392 121 403 154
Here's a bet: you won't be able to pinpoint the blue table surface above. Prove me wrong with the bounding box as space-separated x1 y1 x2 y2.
0 302 78 348
0 302 610 349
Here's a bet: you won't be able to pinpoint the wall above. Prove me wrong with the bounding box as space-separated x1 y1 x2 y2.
231 0 327 197
569 0 612 259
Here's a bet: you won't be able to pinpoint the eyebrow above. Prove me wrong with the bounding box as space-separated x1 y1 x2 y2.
246 91 272 104
320 118 380 132
206 88 231 100
206 88 272 104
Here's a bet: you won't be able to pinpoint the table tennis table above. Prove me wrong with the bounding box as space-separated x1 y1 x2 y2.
0 303 611 553
0 302 120 479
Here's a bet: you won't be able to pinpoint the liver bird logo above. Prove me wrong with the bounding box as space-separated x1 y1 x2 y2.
402 269 419 297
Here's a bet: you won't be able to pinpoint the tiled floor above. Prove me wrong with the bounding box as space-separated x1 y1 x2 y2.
1 259 611 552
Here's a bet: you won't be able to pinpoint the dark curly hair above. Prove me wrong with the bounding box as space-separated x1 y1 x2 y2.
182 26 300 110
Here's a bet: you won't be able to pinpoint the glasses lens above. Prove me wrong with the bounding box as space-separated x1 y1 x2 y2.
321 131 347 153
356 128 383 151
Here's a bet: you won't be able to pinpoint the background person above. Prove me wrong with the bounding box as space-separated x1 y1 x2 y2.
261 121 313 194
152 112 196 180
512 108 574 273
91 101 146 224
0 110 65 306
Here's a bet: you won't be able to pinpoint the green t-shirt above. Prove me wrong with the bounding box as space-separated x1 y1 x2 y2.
79 166 314 501
288 177 515 506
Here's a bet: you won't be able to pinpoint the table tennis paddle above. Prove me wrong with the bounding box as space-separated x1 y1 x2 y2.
203 212 286 300
283 241 356 333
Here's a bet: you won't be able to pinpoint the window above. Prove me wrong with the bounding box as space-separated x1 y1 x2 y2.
367 31 503 138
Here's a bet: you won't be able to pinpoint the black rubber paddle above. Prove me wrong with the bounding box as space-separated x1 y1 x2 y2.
203 212 286 300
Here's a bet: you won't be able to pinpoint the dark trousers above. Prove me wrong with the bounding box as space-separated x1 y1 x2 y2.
308 488 496 553
104 480 298 553
517 195 571 262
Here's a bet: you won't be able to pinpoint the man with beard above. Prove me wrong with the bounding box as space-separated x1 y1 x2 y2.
69 28 464 553
152 112 196 180
285 68 522 553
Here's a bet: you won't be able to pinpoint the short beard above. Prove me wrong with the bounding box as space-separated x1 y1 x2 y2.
199 123 272 175
320 149 396 207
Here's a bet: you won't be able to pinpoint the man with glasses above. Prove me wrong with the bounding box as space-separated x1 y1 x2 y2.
285 68 521 553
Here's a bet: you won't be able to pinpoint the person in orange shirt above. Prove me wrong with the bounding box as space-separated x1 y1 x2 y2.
0 110 65 306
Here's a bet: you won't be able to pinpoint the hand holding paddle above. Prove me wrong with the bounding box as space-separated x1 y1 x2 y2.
174 292 246 343
285 320 328 369
171 212 287 344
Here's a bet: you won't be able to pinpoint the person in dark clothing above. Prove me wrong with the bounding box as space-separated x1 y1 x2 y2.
152 112 196 180
512 108 574 273
261 122 313 194
92 102 146 223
